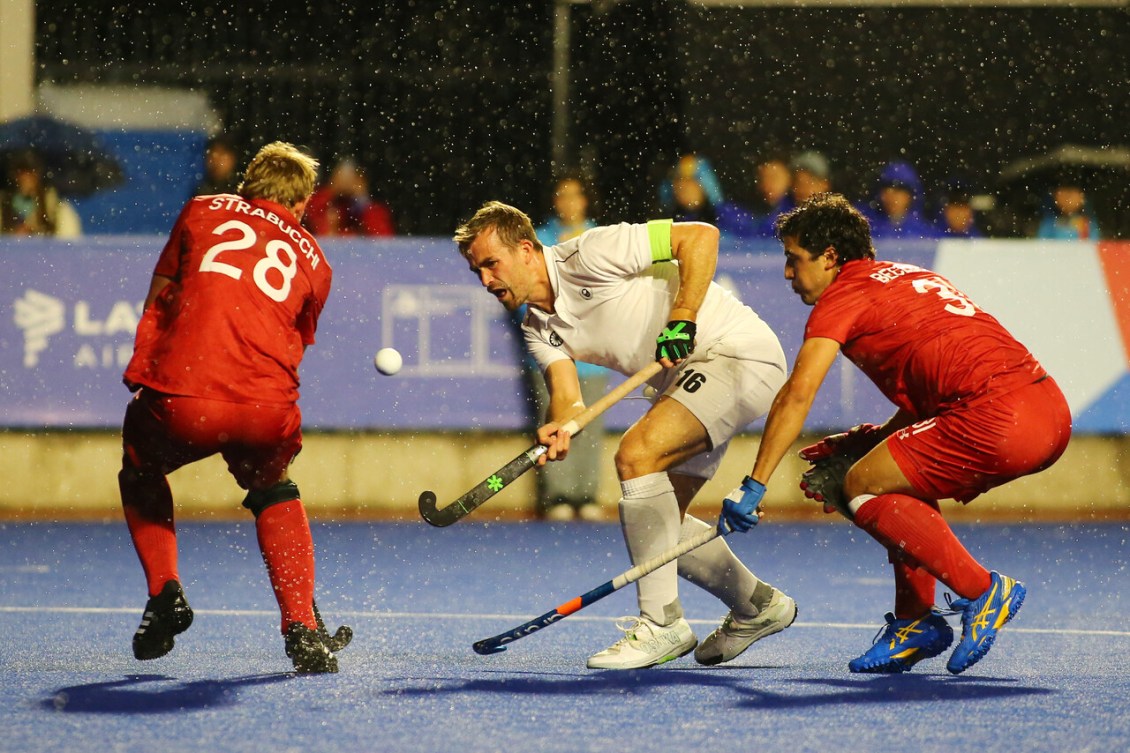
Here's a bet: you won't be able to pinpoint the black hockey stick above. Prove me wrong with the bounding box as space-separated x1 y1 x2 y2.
473 524 722 654
418 361 663 527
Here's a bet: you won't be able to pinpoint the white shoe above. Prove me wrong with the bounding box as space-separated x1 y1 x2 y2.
586 615 697 670
694 589 798 666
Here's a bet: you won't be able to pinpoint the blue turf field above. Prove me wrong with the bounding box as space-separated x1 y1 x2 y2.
1 520 1127 753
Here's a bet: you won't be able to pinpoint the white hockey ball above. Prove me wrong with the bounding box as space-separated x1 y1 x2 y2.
373 347 403 376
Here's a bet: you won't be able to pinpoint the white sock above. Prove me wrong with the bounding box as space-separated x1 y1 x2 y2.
848 493 876 516
677 514 771 618
619 472 683 625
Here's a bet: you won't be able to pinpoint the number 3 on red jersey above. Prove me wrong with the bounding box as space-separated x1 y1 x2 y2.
912 276 976 317
199 219 299 302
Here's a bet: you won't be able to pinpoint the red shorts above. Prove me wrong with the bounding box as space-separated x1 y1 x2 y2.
121 388 303 490
886 376 1072 503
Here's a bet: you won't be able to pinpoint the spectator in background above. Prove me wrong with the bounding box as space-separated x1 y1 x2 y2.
529 173 608 520
304 158 395 237
936 180 984 238
747 151 794 237
865 160 940 239
194 135 241 196
1035 171 1101 240
538 172 596 244
658 152 751 238
790 150 832 206
0 149 82 238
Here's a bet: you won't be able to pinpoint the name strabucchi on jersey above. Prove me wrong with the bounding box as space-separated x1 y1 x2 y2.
549 331 563 347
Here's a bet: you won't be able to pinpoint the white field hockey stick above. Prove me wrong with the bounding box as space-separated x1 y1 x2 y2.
473 524 724 654
418 361 663 527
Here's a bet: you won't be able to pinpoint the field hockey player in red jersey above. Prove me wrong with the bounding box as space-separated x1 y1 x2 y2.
719 192 1071 675
119 142 351 674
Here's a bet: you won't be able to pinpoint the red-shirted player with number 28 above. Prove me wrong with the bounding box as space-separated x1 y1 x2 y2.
119 142 350 673
718 193 1071 675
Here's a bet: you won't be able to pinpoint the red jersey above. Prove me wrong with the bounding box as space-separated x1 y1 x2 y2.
124 195 332 405
805 259 1045 418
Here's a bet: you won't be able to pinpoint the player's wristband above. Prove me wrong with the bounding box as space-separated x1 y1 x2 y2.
656 320 696 362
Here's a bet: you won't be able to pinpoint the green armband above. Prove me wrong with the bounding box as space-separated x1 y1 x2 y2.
647 219 674 263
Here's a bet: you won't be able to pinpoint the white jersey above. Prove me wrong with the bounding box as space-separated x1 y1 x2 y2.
522 221 785 390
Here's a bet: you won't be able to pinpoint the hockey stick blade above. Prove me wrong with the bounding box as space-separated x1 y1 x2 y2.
473 525 721 654
418 361 663 527
418 445 547 527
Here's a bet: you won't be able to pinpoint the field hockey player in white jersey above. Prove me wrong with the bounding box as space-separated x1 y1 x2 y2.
454 201 798 670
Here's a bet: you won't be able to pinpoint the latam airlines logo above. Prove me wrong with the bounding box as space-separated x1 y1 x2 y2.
13 290 65 367
12 289 141 369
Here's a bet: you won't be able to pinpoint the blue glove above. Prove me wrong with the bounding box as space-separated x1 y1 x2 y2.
718 476 765 534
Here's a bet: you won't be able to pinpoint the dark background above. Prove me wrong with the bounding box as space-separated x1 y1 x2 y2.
35 1 1130 236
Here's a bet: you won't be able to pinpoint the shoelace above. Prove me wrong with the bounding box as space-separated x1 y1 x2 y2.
866 603 960 646
941 593 968 614
611 616 648 642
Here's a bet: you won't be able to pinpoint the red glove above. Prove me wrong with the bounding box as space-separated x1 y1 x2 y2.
799 455 854 516
798 423 885 463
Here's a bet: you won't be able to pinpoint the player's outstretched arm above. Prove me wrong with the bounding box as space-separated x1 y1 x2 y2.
719 337 839 533
668 222 718 312
535 359 585 464
750 337 841 484
657 222 719 368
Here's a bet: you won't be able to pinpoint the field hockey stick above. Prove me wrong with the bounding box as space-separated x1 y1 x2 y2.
473 524 721 654
418 361 663 527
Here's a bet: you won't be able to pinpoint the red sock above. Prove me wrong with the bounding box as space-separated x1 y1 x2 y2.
255 499 317 633
854 493 991 600
120 468 180 597
891 555 936 619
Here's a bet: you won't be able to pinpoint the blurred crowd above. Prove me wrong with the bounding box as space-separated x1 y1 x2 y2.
655 148 1107 243
0 136 1111 244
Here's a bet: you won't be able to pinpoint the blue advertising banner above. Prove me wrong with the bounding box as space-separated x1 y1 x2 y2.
1 236 1122 432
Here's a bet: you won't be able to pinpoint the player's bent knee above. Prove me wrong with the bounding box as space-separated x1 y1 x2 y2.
242 480 300 518
614 440 664 479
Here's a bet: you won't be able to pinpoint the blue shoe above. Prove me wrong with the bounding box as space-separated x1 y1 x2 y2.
946 571 1025 674
848 610 954 673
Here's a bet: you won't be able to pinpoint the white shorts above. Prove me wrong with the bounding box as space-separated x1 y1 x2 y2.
657 347 785 479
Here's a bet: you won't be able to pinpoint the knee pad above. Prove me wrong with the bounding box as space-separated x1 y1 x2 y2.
242 480 300 518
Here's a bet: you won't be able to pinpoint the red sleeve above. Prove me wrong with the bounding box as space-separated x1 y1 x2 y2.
153 201 195 279
297 260 332 346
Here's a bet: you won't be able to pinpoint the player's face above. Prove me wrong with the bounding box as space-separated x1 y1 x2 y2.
466 228 530 312
782 236 838 306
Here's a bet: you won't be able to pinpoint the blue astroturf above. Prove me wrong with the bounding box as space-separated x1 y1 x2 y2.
0 519 1127 753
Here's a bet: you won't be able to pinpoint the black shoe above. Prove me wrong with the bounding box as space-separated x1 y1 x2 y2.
285 622 339 674
133 580 194 660
312 600 353 653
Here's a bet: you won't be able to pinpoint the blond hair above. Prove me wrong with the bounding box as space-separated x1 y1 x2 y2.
237 141 319 208
453 200 541 257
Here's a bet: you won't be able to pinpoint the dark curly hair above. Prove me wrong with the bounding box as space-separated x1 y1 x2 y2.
774 192 875 263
